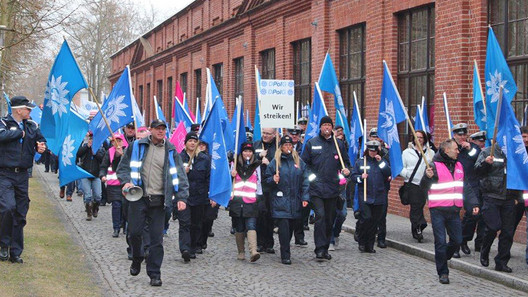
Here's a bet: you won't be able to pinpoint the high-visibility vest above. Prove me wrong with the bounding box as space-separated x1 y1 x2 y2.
130 140 179 192
106 149 120 186
428 161 464 209
231 172 258 204
523 191 528 207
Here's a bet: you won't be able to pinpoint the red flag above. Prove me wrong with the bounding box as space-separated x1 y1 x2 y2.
173 81 196 123
169 121 187 153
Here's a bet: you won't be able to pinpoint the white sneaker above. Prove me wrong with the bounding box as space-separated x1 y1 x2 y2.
334 237 340 249
329 244 335 251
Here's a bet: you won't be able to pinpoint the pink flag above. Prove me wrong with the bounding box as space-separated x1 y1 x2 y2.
169 121 187 153
173 81 196 123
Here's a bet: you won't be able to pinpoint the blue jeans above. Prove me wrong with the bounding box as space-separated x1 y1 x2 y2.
234 217 257 232
430 208 462 276
81 178 102 204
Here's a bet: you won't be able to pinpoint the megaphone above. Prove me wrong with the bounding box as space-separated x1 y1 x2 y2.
124 186 143 202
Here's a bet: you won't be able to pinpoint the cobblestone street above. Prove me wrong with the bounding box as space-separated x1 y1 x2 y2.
35 165 522 297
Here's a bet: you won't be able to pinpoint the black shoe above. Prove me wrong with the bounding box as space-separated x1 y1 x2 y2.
281 259 292 265
354 232 359 242
130 260 141 276
150 277 162 286
480 254 489 267
182 250 191 263
309 214 315 224
315 252 325 261
452 251 461 259
195 248 203 254
324 252 332 260
230 227 236 235
295 240 308 246
495 265 512 273
257 246 265 253
202 243 207 250
417 234 423 243
208 231 215 237
358 245 366 252
0 247 8 261
439 274 450 284
365 247 376 253
9 256 23 264
460 243 471 255
377 241 387 249
189 253 197 259
112 229 119 238
303 225 309 231
265 248 275 254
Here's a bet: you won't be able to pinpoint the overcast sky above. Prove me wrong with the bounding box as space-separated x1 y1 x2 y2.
134 0 195 24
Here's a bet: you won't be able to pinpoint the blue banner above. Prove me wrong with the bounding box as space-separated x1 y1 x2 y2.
301 83 328 154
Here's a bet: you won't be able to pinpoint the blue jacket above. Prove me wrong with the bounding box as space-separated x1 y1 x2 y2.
301 133 350 199
352 155 391 205
116 137 189 207
0 115 45 169
264 153 310 219
180 150 211 206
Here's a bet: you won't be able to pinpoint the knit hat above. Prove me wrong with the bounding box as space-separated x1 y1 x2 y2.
280 135 293 146
319 116 333 127
185 132 199 143
241 142 254 153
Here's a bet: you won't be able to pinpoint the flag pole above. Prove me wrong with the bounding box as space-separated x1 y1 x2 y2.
490 86 503 158
154 96 160 120
474 60 487 117
233 96 241 173
88 87 117 147
405 112 430 168
332 134 346 170
363 119 367 202
443 92 452 137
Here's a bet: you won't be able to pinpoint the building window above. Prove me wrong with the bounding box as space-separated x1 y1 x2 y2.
339 24 366 120
213 63 223 96
234 57 244 100
398 5 435 144
180 72 188 98
167 77 173 127
260 48 275 79
489 0 528 121
195 69 202 107
292 39 311 110
156 79 163 104
138 85 144 111
146 83 151 123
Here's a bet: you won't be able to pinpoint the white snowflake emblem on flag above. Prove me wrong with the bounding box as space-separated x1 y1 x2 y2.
97 95 128 130
211 133 221 170
486 70 510 103
45 75 70 117
380 99 399 146
513 126 528 164
61 135 75 166
307 114 319 139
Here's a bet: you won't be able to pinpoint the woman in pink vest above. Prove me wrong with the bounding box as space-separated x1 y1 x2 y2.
421 139 479 285
100 133 128 238
229 142 262 262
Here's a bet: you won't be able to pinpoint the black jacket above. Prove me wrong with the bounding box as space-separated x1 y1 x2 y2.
352 155 391 205
116 137 189 207
457 142 481 189
301 132 350 199
264 153 310 219
253 138 277 191
180 150 211 206
0 115 46 169
421 150 479 209
77 142 105 177
474 146 515 201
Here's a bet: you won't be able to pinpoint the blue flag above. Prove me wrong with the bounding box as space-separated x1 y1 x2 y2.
246 110 253 131
196 101 202 124
473 63 487 132
302 83 328 154
3 92 11 115
203 68 233 152
154 96 170 138
318 53 351 143
414 105 425 132
131 95 145 128
496 95 528 190
29 102 42 124
233 98 247 155
199 99 232 207
377 61 407 178
41 40 88 155
58 110 93 187
174 99 194 128
348 95 363 166
89 66 134 153
421 97 430 133
485 27 518 143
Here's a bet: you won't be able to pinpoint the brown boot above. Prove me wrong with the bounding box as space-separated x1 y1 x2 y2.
66 195 72 202
92 202 100 218
235 232 245 260
247 230 260 262
85 203 92 221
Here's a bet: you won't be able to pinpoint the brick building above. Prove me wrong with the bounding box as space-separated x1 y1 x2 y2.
109 0 528 241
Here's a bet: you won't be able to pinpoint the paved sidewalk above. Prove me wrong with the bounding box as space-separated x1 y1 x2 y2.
34 164 524 296
342 207 528 292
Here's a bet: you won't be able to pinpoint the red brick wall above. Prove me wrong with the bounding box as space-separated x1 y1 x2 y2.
109 0 527 243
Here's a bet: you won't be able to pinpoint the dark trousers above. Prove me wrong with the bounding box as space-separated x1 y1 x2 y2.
312 196 337 254
276 218 296 260
0 170 29 257
461 211 485 248
408 183 427 234
128 198 165 278
177 206 191 253
512 202 525 233
234 216 257 232
294 206 310 242
112 200 123 230
257 193 274 249
481 197 515 267
200 204 219 247
358 203 383 250
430 208 462 276
190 204 206 253
377 203 387 242
59 182 76 197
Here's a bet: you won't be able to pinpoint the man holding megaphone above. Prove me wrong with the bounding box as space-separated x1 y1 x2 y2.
117 119 189 287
